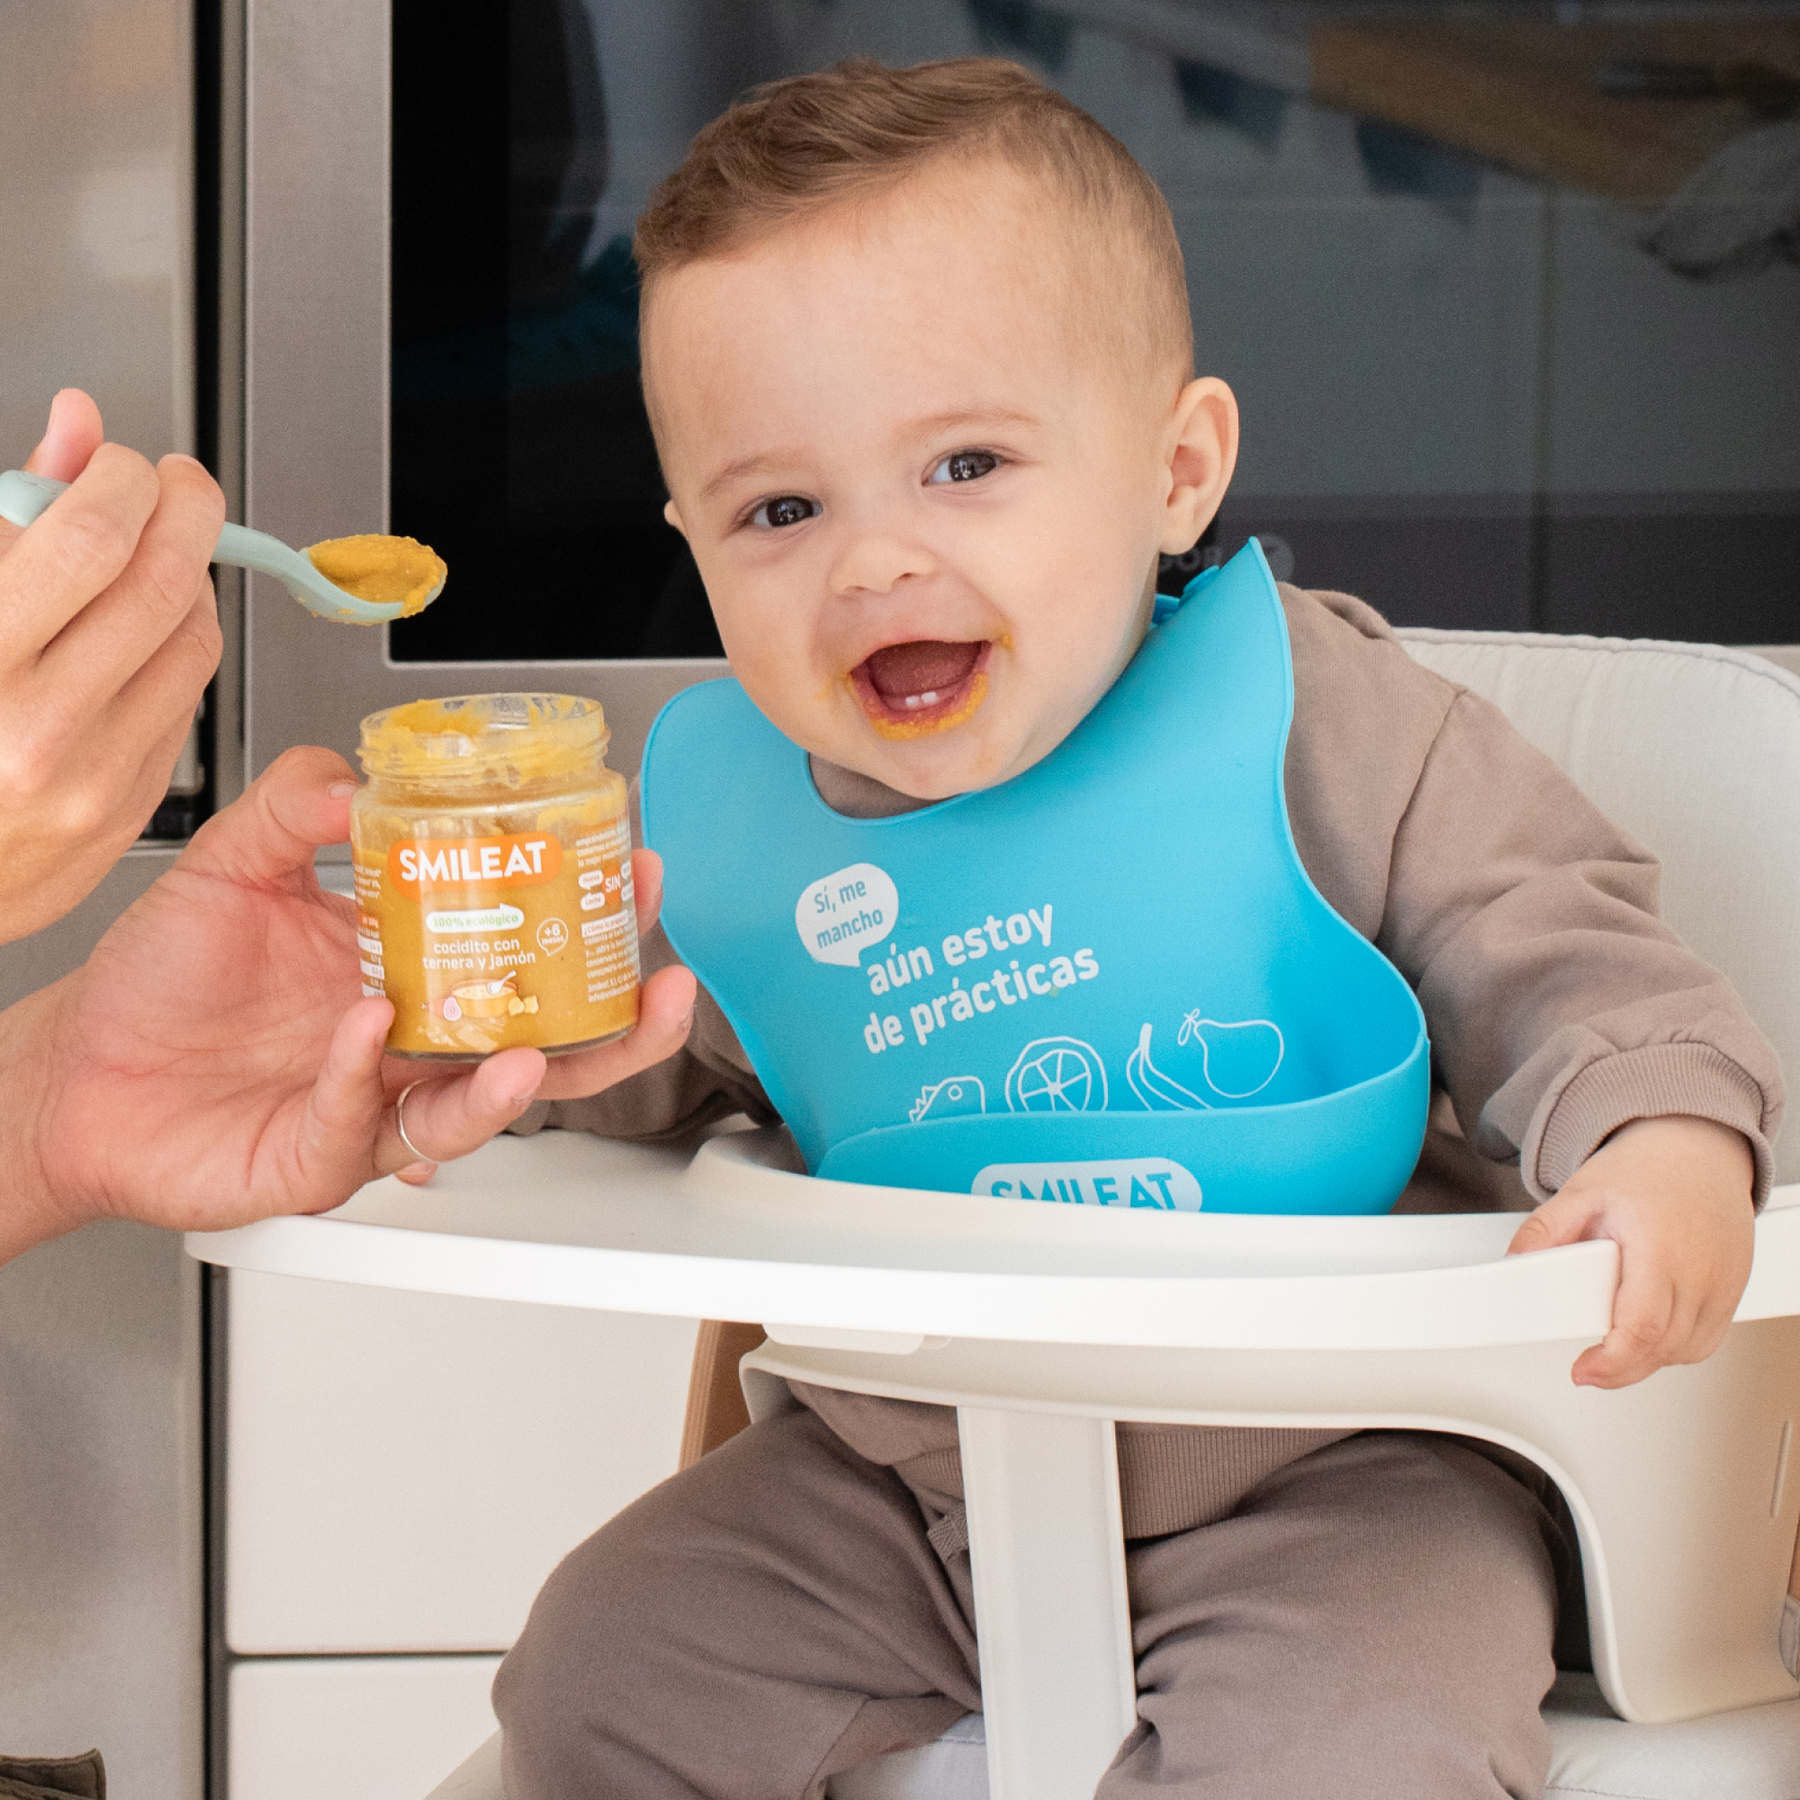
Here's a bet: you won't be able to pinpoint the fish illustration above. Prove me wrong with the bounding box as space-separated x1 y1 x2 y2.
909 1076 987 1124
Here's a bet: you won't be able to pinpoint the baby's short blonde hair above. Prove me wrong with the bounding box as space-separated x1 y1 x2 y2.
634 56 1193 389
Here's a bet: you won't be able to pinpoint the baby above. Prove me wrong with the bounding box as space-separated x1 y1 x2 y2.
494 58 1778 1800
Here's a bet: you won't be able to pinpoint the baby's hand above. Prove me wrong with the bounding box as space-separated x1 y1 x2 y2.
1507 1116 1755 1388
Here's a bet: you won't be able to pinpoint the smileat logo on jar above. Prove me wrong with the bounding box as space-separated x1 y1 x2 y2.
796 863 899 968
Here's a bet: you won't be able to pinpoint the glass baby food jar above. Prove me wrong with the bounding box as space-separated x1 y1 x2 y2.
350 693 640 1060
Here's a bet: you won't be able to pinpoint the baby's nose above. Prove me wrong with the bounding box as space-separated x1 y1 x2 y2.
828 526 937 597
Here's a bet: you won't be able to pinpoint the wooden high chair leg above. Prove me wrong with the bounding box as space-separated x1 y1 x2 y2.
679 1320 767 1470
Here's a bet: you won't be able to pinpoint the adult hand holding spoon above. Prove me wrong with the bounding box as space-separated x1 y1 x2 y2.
1 467 444 624
0 388 225 942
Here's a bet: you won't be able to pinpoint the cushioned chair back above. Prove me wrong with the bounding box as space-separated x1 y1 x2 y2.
1401 631 1800 1182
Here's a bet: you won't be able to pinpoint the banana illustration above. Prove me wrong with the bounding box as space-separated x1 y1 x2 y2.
1125 1022 1210 1111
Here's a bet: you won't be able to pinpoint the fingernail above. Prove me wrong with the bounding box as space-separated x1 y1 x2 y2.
327 781 357 798
164 452 206 471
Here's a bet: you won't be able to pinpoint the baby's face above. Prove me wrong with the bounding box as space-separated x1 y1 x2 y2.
646 163 1233 798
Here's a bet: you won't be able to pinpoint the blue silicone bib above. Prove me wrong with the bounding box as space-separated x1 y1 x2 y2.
642 542 1428 1213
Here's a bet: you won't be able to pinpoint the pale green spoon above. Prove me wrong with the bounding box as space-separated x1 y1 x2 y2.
0 467 443 625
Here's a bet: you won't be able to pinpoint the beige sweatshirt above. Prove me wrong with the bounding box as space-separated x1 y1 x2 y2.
512 584 1784 1536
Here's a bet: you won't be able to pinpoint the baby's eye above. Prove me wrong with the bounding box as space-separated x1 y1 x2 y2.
928 449 1000 485
749 495 818 530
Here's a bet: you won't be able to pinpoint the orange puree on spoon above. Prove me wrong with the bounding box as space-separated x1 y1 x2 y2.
305 534 447 618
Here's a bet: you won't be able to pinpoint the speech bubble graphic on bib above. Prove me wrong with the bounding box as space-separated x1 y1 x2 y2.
796 862 898 967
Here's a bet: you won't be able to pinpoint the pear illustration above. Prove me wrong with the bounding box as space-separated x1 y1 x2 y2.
1176 1012 1284 1098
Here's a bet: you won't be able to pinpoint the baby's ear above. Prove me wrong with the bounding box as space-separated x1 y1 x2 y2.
663 499 687 538
1161 377 1238 554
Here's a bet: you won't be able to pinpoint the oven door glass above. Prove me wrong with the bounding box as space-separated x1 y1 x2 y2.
388 0 1799 660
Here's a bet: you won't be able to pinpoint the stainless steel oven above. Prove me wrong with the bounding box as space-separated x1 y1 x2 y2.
240 0 751 802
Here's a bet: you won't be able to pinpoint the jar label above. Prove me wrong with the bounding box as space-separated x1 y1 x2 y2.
355 813 640 1057
388 831 562 893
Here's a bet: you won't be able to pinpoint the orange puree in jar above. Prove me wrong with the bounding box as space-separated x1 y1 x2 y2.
305 534 447 616
349 693 640 1060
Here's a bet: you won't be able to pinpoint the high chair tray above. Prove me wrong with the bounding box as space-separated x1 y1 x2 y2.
185 1126 1800 1352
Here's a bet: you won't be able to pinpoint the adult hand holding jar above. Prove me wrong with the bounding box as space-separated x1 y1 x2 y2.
0 746 697 1265
0 388 225 941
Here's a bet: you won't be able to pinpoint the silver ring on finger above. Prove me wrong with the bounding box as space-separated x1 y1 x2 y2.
393 1079 433 1165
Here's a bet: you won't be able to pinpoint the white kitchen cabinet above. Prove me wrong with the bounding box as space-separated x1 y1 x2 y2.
226 1267 696 1652
227 1655 501 1800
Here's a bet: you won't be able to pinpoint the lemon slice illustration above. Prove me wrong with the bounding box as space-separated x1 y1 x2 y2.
1004 1037 1109 1113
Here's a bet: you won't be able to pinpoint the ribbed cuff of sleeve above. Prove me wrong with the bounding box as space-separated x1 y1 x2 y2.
1531 1042 1774 1206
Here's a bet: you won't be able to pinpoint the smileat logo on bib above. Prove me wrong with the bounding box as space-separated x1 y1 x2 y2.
796 863 899 968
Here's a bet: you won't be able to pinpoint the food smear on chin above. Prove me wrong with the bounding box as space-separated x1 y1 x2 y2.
852 639 990 740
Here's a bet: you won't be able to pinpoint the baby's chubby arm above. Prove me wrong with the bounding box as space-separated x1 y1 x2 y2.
1508 1116 1755 1388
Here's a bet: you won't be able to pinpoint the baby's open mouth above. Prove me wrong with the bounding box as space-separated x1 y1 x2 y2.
848 639 991 740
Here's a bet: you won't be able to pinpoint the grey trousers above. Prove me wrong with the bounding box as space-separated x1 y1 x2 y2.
493 1407 1569 1800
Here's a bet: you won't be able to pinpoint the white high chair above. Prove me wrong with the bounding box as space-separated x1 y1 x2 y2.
192 630 1800 1800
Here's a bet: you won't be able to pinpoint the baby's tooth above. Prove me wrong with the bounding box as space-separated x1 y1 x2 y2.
921 691 938 705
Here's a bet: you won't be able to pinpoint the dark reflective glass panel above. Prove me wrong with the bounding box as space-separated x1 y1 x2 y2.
389 0 1800 659
389 0 726 660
